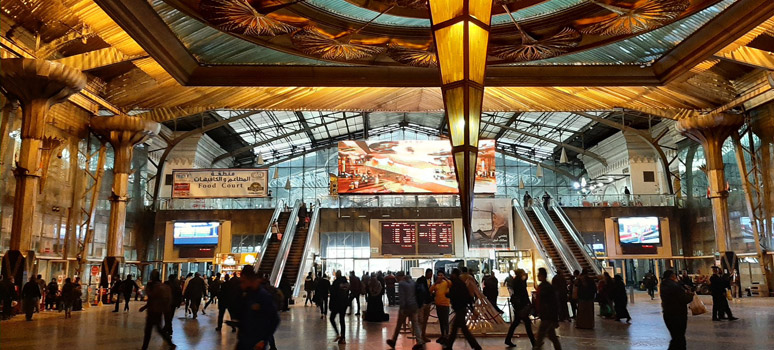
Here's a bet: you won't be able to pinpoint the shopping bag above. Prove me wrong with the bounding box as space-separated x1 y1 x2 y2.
689 295 707 316
726 290 732 301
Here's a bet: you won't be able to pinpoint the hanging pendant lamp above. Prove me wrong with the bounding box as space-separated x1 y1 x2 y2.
519 177 525 189
273 167 279 179
560 147 568 164
536 163 543 178
257 154 264 165
284 178 291 190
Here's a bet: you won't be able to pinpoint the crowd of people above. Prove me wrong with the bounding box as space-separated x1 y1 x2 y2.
0 274 84 321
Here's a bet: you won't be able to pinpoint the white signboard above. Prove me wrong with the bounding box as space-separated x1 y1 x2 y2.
172 169 269 198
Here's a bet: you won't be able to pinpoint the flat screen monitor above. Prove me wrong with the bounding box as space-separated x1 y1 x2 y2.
618 217 660 245
173 221 220 245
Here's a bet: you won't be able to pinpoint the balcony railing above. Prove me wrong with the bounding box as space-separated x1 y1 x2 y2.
553 194 678 208
157 197 280 210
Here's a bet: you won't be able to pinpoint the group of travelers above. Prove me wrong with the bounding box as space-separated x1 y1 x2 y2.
0 274 83 321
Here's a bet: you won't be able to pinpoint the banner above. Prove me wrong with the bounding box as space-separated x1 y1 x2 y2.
172 169 269 198
469 198 512 249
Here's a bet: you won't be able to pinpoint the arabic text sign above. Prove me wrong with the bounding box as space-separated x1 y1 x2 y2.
172 169 269 198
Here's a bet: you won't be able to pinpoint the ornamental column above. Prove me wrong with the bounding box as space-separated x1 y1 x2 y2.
429 0 493 243
90 115 159 285
676 113 743 256
0 59 86 285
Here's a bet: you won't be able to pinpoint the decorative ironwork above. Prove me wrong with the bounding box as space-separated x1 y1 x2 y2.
387 43 437 67
578 0 691 36
490 3 580 62
372 0 428 9
202 0 297 37
292 27 386 60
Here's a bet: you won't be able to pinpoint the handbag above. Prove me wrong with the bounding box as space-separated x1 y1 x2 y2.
689 294 707 316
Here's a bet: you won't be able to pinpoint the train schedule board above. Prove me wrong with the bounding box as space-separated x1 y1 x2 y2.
381 221 416 255
381 221 454 255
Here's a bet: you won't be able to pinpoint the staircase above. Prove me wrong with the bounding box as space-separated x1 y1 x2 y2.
548 210 598 279
526 209 572 280
280 220 310 291
258 211 291 275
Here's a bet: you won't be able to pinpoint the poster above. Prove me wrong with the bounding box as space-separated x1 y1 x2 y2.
172 169 269 198
338 140 496 194
469 198 512 249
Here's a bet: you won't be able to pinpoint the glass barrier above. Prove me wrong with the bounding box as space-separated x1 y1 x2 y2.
157 197 280 210
553 194 677 208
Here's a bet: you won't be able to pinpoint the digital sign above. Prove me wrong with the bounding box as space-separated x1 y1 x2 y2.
618 217 661 245
338 140 496 194
381 221 454 255
173 221 220 245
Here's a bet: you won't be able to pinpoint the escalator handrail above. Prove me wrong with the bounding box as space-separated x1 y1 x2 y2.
531 203 583 275
292 198 321 298
256 198 285 269
551 203 604 276
270 199 302 287
512 199 558 277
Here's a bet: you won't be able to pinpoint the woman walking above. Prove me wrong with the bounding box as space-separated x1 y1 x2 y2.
61 278 75 319
613 275 631 323
504 269 535 347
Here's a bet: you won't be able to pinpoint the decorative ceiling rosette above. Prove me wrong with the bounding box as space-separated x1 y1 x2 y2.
386 43 437 67
371 0 428 10
578 0 691 36
490 3 580 62
292 26 387 60
202 0 299 37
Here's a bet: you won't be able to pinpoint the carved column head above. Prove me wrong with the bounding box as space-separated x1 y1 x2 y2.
676 113 744 171
90 115 160 174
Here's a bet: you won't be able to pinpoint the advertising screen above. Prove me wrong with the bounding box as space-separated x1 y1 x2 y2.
338 140 496 194
173 221 220 245
618 217 661 245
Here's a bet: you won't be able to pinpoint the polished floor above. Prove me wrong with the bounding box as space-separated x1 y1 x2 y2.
1 292 773 350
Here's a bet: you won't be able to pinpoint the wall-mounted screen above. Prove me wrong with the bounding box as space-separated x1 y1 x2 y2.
338 140 496 194
381 221 454 255
174 221 220 245
618 217 660 245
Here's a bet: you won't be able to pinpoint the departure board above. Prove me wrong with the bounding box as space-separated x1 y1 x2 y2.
381 221 454 255
381 222 417 255
417 221 454 255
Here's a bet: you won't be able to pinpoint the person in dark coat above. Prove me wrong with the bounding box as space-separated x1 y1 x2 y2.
644 270 658 300
314 273 330 318
184 272 206 319
61 278 76 318
505 269 535 347
660 270 694 350
163 274 182 336
221 273 242 333
278 278 292 311
329 270 350 344
115 274 139 312
0 276 17 320
575 268 597 329
533 268 561 350
445 268 481 350
46 278 59 310
568 270 579 318
21 276 41 321
364 272 388 322
613 274 631 322
203 275 221 311
415 268 434 342
236 267 279 350
304 272 316 306
482 273 502 313
552 272 570 321
384 272 397 306
710 266 737 321
347 271 363 315
140 270 175 350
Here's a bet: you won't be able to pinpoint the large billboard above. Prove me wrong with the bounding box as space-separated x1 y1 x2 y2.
470 198 512 249
172 169 269 198
338 140 496 194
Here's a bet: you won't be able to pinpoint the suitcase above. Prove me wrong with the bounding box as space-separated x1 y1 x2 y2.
576 301 595 329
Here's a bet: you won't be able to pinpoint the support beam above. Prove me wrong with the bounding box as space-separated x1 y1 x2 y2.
494 112 520 139
497 149 579 182
716 45 774 70
295 111 317 145
54 47 145 71
481 120 607 166
363 112 370 139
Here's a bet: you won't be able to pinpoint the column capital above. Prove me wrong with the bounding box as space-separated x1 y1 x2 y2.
0 58 87 105
90 115 160 173
676 113 744 170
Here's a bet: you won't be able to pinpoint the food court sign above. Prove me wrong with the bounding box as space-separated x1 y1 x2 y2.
172 169 269 198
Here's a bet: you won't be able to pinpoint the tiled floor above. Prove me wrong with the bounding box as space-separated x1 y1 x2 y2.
1 293 772 350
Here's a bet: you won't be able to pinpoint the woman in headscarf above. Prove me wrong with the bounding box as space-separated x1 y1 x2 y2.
613 274 631 323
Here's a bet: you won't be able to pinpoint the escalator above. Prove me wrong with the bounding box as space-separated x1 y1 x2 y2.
525 209 572 280
278 214 310 291
257 211 291 275
548 210 597 278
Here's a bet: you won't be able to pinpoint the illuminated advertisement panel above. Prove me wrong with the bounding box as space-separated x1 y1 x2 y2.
338 140 496 194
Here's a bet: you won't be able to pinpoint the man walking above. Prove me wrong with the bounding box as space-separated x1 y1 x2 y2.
21 276 41 321
385 272 397 306
236 267 279 350
430 270 451 344
329 270 350 344
185 272 206 319
533 268 562 350
140 270 176 350
660 270 694 350
314 273 330 319
387 271 425 350
416 269 433 343
163 274 182 336
115 274 139 312
445 268 481 350
348 271 362 315
710 266 738 321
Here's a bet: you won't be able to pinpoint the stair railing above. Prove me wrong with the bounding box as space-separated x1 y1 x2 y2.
256 198 285 269
293 198 321 297
512 199 558 277
551 202 604 276
269 199 302 287
531 202 583 275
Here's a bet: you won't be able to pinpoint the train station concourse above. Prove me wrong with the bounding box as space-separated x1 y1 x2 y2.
2 1 774 350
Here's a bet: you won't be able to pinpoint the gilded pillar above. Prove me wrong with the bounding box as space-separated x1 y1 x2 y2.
0 59 86 284
90 115 159 285
676 113 743 254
